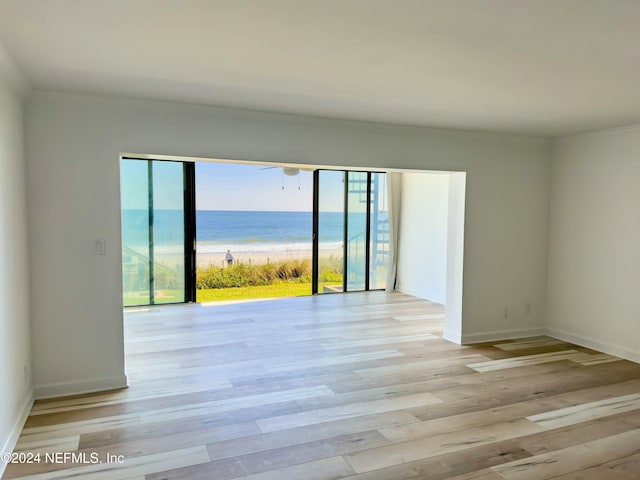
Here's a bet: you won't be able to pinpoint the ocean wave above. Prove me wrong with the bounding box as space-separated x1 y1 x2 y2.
224 236 313 244
142 241 344 255
196 241 343 254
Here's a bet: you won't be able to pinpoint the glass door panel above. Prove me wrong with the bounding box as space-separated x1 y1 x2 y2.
316 170 345 293
152 161 185 304
120 159 187 306
346 171 368 291
121 160 151 306
369 172 388 290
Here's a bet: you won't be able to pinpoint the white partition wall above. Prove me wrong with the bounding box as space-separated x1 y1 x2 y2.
26 91 550 397
395 170 466 344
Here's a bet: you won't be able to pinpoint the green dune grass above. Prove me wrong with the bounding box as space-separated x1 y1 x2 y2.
124 258 343 306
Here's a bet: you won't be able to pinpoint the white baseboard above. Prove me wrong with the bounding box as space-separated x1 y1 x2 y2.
461 327 546 345
0 388 34 478
544 327 640 364
34 374 128 400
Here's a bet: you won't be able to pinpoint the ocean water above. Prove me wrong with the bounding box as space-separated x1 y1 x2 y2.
197 210 336 254
122 209 349 254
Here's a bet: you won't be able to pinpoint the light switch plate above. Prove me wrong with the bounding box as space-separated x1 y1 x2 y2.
95 238 106 255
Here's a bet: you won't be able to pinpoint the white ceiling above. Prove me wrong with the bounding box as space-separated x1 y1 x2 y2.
1 0 639 137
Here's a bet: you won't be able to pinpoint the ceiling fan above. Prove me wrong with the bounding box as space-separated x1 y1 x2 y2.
260 166 313 176
260 166 313 189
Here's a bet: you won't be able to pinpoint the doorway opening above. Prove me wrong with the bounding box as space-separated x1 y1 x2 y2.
120 158 388 306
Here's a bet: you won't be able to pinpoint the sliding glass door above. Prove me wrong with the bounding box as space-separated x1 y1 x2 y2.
121 160 152 305
313 170 387 294
313 170 346 293
120 159 195 306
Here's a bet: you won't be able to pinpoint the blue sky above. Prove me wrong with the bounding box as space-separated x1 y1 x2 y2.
196 162 342 212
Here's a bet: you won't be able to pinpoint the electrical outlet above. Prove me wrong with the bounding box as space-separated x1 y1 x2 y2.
503 308 508 320
525 303 532 314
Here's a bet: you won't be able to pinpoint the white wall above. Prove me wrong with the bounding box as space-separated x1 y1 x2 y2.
445 173 467 342
397 172 450 304
26 91 551 397
547 125 640 362
0 50 32 474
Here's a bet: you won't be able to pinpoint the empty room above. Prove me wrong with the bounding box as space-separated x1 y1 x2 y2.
1 1 640 479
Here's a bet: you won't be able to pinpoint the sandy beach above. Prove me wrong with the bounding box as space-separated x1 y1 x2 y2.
197 251 308 268
196 248 341 268
150 246 343 270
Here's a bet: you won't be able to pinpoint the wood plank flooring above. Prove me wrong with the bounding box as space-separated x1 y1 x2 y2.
4 291 640 479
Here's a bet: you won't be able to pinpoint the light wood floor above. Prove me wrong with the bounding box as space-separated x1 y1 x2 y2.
4 292 640 479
